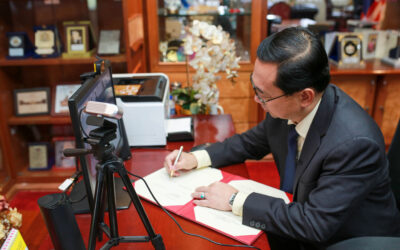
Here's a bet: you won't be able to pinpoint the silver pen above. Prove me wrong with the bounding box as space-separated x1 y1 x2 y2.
170 146 183 177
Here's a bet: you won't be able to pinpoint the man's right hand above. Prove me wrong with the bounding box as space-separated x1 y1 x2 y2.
164 150 198 177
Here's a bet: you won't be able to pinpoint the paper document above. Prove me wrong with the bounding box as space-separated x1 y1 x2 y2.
134 167 291 245
166 117 192 134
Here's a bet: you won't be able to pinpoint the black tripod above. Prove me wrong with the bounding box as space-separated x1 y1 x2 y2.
65 117 165 250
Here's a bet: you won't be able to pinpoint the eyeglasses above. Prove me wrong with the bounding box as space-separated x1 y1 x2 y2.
250 73 288 104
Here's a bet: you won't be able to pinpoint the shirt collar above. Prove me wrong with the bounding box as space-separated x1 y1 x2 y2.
288 98 321 138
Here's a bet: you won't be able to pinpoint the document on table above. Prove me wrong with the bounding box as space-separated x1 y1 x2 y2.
134 167 291 245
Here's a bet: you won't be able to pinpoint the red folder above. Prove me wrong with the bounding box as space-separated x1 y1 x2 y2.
133 168 293 245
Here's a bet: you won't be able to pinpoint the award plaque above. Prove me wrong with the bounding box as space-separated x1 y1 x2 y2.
62 21 96 58
13 87 51 116
33 25 61 58
98 30 120 55
6 32 34 59
338 33 364 67
28 142 50 170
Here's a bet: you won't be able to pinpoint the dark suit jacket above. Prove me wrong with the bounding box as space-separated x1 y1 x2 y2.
205 84 400 246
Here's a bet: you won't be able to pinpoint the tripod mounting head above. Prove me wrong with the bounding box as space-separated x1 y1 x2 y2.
64 101 122 162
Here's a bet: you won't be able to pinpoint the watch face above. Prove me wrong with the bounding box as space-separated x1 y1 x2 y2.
344 41 357 56
9 36 22 48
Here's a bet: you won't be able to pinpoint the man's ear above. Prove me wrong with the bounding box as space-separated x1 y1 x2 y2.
299 88 315 107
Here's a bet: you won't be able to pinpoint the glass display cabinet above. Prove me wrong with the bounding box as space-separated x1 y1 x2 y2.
144 0 267 133
145 0 267 72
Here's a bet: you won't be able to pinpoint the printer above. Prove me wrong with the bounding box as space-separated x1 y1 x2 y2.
113 73 169 147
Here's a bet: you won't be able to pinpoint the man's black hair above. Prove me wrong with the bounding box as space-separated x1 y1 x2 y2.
257 27 330 94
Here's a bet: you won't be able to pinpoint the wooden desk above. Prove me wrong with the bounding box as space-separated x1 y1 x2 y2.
74 115 270 250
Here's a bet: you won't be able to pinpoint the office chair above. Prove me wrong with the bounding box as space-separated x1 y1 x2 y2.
268 2 291 20
326 119 400 250
388 118 400 209
325 236 400 250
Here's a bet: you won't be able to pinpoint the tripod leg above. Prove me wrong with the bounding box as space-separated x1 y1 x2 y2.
117 167 165 250
88 167 106 250
106 165 118 239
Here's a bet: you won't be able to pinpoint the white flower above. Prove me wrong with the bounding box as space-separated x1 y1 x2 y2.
182 20 240 107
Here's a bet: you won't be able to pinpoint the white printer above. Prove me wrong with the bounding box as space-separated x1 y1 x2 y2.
113 73 169 147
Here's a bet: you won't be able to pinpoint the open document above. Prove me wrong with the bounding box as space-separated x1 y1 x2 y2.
134 167 292 245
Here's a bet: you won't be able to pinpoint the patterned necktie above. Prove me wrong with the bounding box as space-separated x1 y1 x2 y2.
282 125 299 194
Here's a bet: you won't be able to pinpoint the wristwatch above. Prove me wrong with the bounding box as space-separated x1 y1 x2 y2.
229 192 238 207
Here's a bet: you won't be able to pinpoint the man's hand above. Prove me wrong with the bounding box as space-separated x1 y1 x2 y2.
192 182 238 211
164 150 198 177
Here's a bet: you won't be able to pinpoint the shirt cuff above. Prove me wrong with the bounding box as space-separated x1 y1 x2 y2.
191 150 212 169
232 191 250 217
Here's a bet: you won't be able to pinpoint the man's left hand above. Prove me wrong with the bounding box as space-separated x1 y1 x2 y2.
192 182 238 211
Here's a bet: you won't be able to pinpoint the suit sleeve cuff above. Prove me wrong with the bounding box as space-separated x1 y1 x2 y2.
232 191 250 216
191 150 212 169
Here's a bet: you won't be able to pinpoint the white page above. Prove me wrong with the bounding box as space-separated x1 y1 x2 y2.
166 117 191 134
135 167 223 206
135 167 290 238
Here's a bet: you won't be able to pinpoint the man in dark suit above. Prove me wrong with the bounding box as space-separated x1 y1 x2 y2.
164 27 400 249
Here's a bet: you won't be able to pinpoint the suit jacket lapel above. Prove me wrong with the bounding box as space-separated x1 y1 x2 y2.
292 85 338 196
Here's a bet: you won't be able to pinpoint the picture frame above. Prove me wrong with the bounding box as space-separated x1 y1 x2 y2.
98 30 120 55
14 87 50 116
28 142 51 170
6 32 34 59
53 137 76 168
33 25 61 58
52 84 81 116
361 30 379 60
62 21 96 58
338 33 365 68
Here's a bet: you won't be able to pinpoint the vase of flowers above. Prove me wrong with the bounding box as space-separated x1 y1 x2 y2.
172 20 240 114
0 195 22 245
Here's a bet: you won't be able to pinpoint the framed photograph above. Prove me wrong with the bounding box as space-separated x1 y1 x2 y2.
53 137 75 168
69 26 86 52
52 84 81 116
62 21 96 58
14 87 50 116
362 31 379 60
28 142 50 170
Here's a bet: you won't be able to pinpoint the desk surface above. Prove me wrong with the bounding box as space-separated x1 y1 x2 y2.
74 114 270 249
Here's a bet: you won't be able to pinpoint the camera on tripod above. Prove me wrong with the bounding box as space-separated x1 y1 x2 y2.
64 101 123 161
64 60 164 250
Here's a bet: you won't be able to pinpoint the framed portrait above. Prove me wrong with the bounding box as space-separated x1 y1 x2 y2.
62 21 96 58
362 31 379 60
28 142 50 170
52 84 81 116
53 137 76 168
14 87 50 116
69 27 86 52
